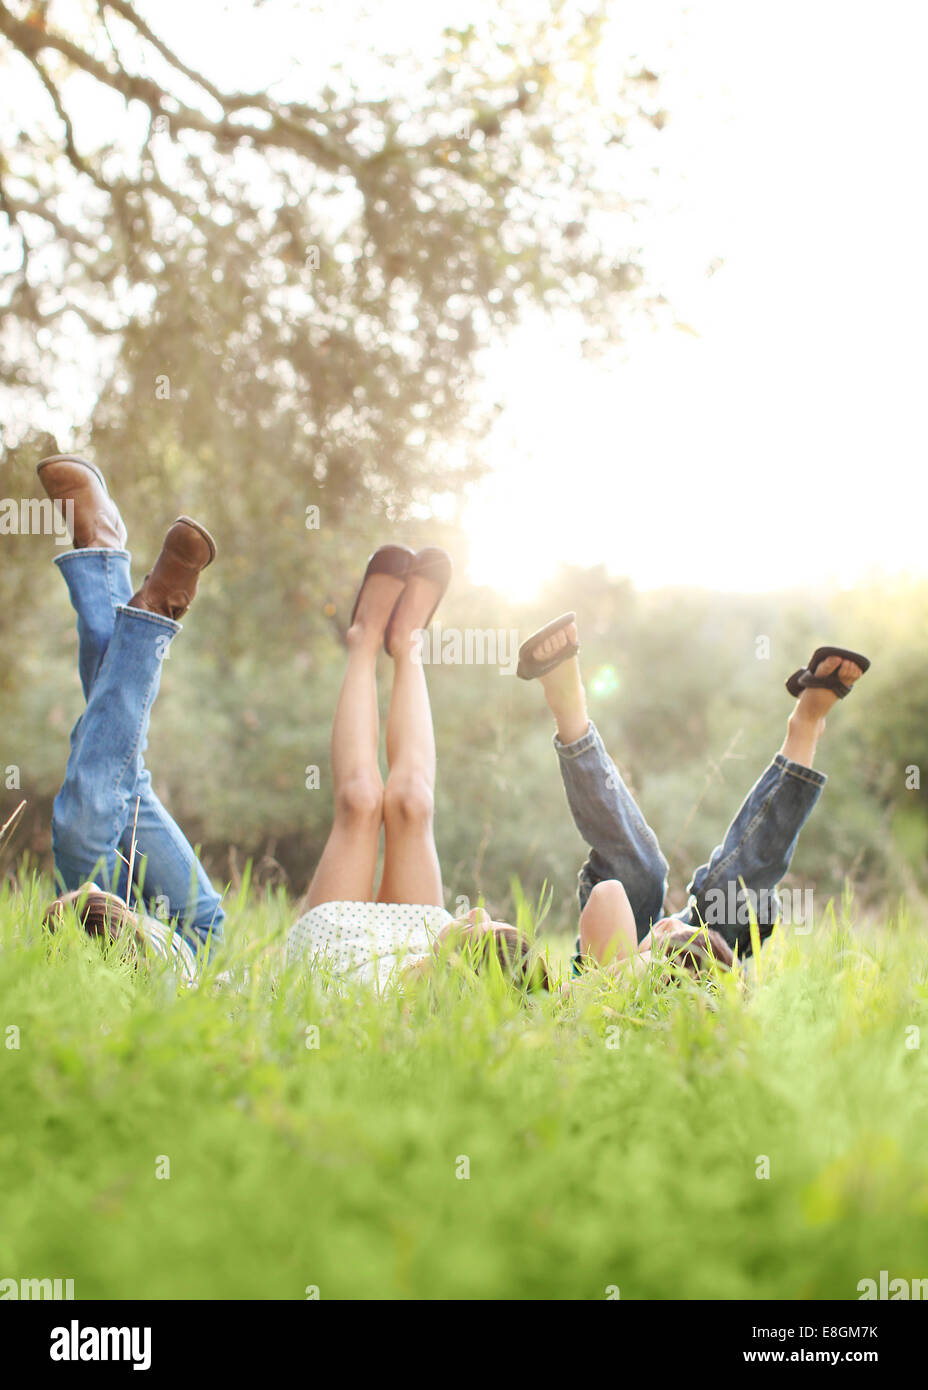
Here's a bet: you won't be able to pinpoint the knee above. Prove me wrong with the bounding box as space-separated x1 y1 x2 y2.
383 773 434 830
333 775 383 828
581 879 636 959
581 875 631 912
588 878 631 912
586 879 634 937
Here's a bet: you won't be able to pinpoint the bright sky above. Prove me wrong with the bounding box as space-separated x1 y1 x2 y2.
464 0 928 596
5 1 926 597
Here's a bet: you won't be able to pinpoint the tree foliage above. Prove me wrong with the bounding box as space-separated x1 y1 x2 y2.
0 0 651 501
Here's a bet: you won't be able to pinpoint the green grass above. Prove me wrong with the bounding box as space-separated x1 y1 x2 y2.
1 870 926 1301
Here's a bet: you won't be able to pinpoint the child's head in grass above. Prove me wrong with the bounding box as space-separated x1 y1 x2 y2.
650 920 734 977
427 909 550 995
474 922 550 993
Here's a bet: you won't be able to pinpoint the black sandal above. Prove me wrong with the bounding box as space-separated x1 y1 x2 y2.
516 612 579 680
785 646 871 699
349 545 415 627
383 546 453 655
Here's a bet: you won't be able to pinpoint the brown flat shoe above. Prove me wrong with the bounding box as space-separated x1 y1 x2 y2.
384 546 453 655
128 516 216 620
349 545 415 627
36 453 127 550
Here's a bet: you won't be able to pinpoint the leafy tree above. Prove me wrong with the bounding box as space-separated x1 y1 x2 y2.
0 0 654 494
0 0 662 898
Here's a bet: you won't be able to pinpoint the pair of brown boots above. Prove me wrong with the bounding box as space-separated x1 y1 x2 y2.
37 453 215 619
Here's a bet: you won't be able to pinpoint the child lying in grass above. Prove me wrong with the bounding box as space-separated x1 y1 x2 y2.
285 545 549 994
36 450 224 974
517 612 870 980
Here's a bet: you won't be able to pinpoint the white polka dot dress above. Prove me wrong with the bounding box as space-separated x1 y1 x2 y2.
287 900 454 990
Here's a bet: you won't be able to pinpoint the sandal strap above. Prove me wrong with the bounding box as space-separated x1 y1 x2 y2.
785 646 870 700
797 668 852 698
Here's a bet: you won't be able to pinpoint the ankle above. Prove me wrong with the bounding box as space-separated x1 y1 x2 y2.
551 702 590 746
788 706 826 738
781 709 824 768
128 589 176 620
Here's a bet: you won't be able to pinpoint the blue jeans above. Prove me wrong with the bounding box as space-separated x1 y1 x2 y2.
51 548 224 956
555 721 825 957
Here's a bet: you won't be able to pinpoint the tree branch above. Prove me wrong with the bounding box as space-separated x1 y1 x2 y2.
0 183 95 245
0 0 355 175
30 55 92 176
102 0 252 112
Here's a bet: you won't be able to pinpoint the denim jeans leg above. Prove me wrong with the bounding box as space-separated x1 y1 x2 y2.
675 753 826 956
555 720 668 939
54 548 133 699
52 602 225 958
115 768 225 956
52 604 180 892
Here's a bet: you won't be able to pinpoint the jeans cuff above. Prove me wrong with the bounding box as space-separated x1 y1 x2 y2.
114 603 182 635
772 752 827 788
54 547 132 568
554 719 599 760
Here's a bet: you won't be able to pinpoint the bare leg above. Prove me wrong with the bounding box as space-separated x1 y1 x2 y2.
532 621 590 745
780 654 865 768
300 574 403 911
578 879 639 966
377 576 445 906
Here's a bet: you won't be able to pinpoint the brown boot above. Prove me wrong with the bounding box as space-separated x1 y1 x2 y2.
128 516 216 620
36 453 128 550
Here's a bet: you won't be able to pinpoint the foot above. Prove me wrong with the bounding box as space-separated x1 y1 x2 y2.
532 621 589 744
384 551 452 659
782 654 864 766
792 653 865 727
36 454 127 550
347 570 408 650
128 517 216 620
